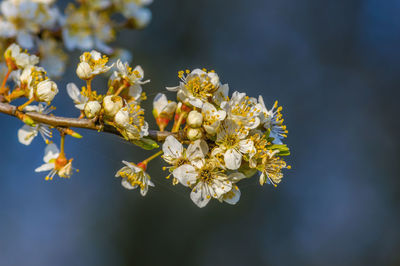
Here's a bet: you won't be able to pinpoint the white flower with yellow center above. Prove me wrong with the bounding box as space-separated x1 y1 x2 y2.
0 0 59 49
66 83 88 110
167 69 222 108
115 161 154 196
63 5 114 53
76 50 113 80
4 43 39 69
35 144 73 180
17 104 52 145
201 102 226 135
213 120 255 170
259 150 289 186
115 102 149 141
172 158 245 208
221 91 262 130
162 135 208 174
258 96 288 144
109 60 150 103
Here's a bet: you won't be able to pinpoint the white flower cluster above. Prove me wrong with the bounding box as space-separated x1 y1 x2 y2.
116 68 291 208
6 43 58 104
67 50 149 142
0 0 153 78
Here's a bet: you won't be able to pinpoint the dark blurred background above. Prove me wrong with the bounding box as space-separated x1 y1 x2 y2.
1 0 400 265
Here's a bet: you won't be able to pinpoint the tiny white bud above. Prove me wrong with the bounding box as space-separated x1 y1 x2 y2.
36 80 58 102
187 110 203 128
103 95 123 117
76 62 92 80
114 108 130 127
187 127 203 141
84 101 101 119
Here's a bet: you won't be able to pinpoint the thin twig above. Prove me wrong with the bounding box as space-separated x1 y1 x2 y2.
0 96 179 143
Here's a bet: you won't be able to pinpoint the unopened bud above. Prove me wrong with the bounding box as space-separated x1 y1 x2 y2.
36 80 58 102
187 127 203 141
84 101 101 119
103 95 123 117
21 114 36 127
76 62 92 80
114 108 130 127
187 110 203 128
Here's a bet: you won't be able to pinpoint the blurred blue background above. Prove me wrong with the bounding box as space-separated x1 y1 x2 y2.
1 0 400 265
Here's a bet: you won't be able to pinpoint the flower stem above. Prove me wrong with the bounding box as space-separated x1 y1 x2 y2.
172 113 185 133
86 79 92 100
0 68 11 95
114 83 127 97
60 134 65 156
142 150 163 164
17 98 35 111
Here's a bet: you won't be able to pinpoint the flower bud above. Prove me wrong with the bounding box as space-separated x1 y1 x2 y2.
103 95 123 117
187 110 203 128
153 93 177 131
114 108 130 127
36 80 58 102
76 62 92 80
84 101 101 119
187 127 203 141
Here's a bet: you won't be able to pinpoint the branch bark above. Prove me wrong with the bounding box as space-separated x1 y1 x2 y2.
0 96 179 143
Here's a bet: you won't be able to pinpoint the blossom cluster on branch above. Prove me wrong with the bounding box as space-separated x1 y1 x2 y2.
0 0 152 77
0 0 291 208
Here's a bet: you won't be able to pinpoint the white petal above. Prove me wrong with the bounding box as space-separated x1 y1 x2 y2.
35 163 54 172
166 85 180 91
228 172 246 183
18 125 37 145
211 179 232 198
239 139 254 154
172 164 198 187
66 83 81 102
187 139 208 161
224 149 242 170
223 186 241 205
162 135 183 160
43 143 59 163
190 182 211 208
140 185 149 196
153 93 168 112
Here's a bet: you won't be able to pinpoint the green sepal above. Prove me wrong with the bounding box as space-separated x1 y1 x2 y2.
268 144 291 156
131 137 160 150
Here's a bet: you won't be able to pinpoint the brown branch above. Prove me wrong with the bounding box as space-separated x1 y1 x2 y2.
0 97 179 143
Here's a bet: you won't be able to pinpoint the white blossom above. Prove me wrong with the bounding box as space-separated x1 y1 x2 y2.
115 160 154 196
76 50 113 80
258 96 288 144
213 120 255 170
35 144 73 180
17 104 52 145
201 102 226 135
221 91 262 130
167 69 222 108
